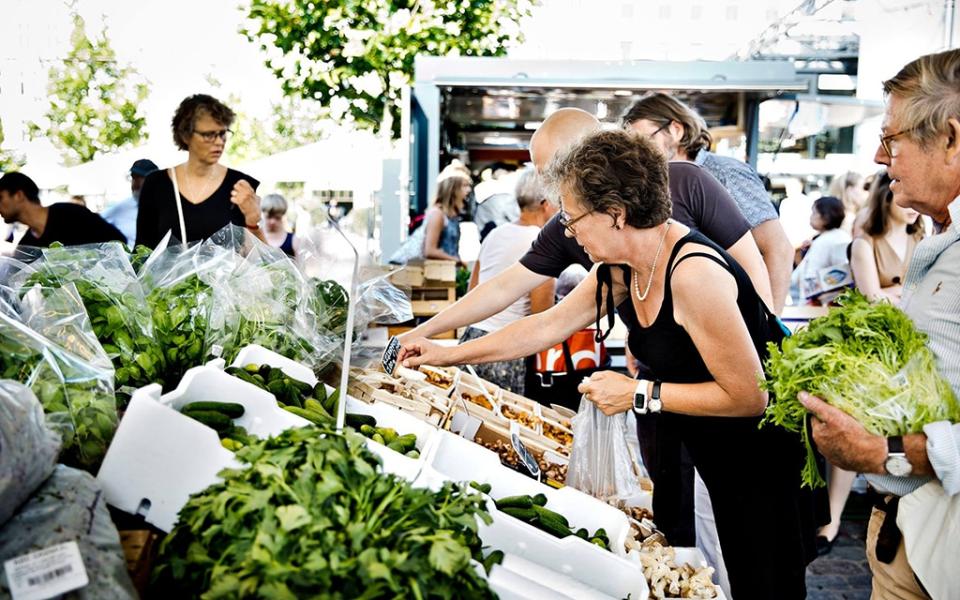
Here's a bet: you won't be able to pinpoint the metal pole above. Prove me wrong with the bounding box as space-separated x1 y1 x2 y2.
325 215 360 433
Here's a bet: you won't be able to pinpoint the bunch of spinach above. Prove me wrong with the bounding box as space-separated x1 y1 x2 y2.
24 263 166 403
152 426 495 599
761 290 960 487
0 306 117 472
148 274 215 391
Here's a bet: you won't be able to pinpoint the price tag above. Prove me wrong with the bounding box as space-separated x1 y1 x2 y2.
4 541 89 600
381 336 401 375
509 421 541 481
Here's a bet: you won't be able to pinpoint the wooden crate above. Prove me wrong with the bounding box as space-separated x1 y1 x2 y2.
389 265 425 288
411 286 456 316
423 259 457 283
120 530 160 596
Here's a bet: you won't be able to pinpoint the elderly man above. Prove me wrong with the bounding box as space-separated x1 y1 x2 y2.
102 158 157 247
621 93 794 314
800 48 960 599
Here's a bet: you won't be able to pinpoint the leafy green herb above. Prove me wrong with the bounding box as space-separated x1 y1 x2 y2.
151 426 494 599
148 274 214 391
761 290 960 487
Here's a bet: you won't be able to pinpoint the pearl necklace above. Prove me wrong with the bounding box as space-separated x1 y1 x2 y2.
632 221 672 302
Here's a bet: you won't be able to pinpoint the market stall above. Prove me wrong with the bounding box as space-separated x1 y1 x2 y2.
0 228 725 599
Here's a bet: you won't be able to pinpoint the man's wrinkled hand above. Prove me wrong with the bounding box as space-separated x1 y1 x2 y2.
799 391 886 474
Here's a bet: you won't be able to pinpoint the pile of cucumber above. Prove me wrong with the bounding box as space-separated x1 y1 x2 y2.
178 401 256 451
494 493 611 551
226 363 420 458
225 364 339 424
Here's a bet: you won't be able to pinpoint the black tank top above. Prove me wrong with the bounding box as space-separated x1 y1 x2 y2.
596 230 818 600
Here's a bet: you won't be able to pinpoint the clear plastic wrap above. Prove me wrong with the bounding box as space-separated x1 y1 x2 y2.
13 243 164 401
139 239 236 390
567 396 644 506
0 285 117 472
0 465 137 600
0 380 61 527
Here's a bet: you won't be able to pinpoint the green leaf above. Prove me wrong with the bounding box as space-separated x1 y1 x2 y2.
276 505 311 532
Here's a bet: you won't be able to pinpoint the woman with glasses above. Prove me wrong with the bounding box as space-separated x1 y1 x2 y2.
135 94 263 248
401 129 817 599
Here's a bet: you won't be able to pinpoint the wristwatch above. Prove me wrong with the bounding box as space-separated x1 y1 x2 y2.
632 379 663 415
884 436 912 477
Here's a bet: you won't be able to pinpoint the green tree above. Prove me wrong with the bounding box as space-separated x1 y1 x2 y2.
243 0 537 138
0 118 26 173
28 14 149 165
225 96 332 163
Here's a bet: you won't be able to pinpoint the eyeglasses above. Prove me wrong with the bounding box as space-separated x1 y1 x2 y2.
879 127 916 157
194 128 231 143
649 121 671 138
558 208 592 235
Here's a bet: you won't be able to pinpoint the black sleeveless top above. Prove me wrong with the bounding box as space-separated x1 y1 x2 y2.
597 231 818 600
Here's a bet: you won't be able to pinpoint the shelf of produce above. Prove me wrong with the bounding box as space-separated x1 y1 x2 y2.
426 430 648 599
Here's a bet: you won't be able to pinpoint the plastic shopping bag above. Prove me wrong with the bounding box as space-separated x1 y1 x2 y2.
0 380 61 527
567 396 644 505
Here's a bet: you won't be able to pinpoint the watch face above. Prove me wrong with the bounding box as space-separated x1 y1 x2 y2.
633 394 646 414
885 455 912 477
649 398 663 413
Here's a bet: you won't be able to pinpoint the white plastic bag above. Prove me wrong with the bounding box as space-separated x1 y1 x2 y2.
567 396 643 505
0 380 61 527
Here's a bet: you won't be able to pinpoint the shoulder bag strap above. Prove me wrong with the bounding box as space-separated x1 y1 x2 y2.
168 167 188 246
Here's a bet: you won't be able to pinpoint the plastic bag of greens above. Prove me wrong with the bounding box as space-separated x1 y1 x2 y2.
0 465 137 600
0 380 61 527
0 286 117 472
139 239 236 390
567 396 643 506
13 243 164 401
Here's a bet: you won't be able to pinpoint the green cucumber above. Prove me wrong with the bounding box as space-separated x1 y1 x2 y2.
531 493 548 507
183 410 233 432
533 505 569 528
346 413 377 430
182 401 245 418
533 512 573 538
500 506 537 521
495 495 534 510
284 405 331 426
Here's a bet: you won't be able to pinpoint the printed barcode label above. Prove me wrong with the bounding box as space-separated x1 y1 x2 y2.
4 541 89 600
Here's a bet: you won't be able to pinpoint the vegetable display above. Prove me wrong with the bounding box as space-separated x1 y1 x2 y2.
178 401 256 451
493 493 610 550
151 426 494 599
148 274 215 390
761 290 960 487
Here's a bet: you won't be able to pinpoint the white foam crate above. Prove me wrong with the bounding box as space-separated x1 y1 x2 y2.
97 364 312 532
497 554 619 600
426 430 647 599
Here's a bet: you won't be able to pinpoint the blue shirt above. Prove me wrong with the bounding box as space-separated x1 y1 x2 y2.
101 196 138 248
694 150 779 228
868 196 960 497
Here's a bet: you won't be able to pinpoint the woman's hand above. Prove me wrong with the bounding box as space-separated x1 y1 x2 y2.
578 371 636 416
231 180 261 226
399 338 450 369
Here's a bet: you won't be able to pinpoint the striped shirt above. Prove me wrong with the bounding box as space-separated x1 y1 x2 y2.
867 196 960 497
693 150 779 228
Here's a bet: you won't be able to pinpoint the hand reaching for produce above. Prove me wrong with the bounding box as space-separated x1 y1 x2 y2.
399 338 449 369
578 370 636 416
799 392 887 474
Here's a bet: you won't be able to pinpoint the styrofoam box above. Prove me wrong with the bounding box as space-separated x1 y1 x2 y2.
97 364 313 532
427 430 647 599
496 554 619 600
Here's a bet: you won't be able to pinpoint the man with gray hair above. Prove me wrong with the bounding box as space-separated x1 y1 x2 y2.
799 48 960 598
458 166 557 393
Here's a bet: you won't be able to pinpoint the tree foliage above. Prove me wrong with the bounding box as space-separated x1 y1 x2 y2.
225 96 332 163
28 14 149 165
243 0 537 138
0 118 26 173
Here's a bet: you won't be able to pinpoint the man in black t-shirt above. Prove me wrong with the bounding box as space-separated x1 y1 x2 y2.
0 172 125 250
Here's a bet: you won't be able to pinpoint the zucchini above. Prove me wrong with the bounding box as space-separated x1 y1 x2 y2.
284 405 331 425
500 506 537 522
182 401 245 418
533 512 573 538
531 493 548 507
312 382 328 403
533 505 569 528
183 410 233 432
346 413 377 430
323 388 340 415
495 495 534 510
304 399 333 419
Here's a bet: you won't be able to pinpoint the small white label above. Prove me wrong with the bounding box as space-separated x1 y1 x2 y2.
210 344 224 358
4 541 89 600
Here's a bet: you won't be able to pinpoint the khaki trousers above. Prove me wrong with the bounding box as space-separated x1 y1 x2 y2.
865 507 929 600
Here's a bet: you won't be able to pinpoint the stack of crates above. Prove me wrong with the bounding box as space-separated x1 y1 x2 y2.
389 259 458 339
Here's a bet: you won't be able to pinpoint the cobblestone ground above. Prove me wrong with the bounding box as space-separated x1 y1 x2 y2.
805 492 873 600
